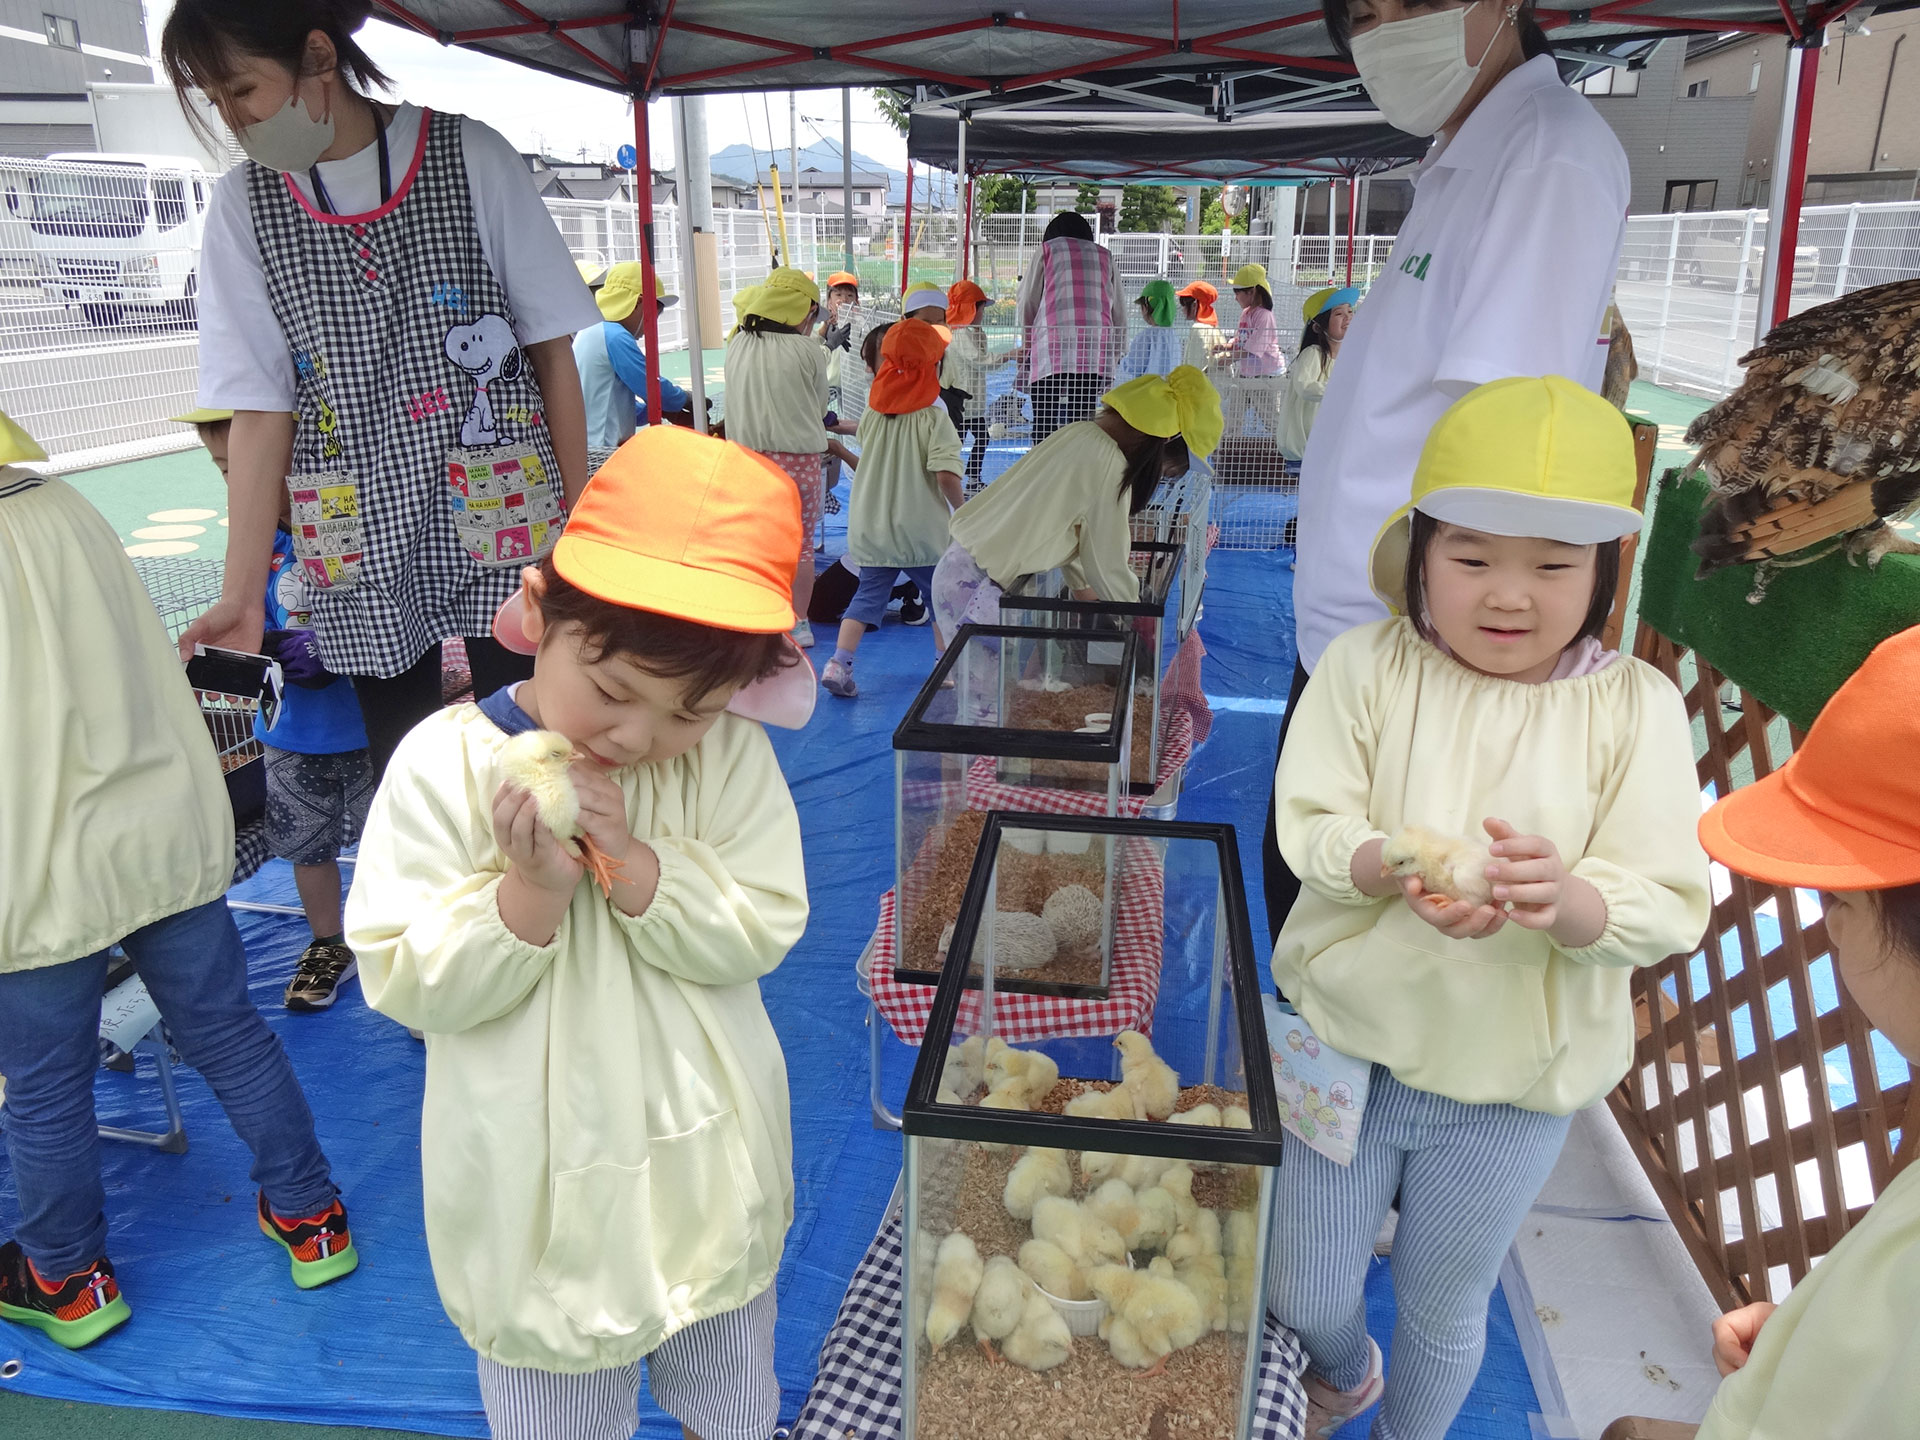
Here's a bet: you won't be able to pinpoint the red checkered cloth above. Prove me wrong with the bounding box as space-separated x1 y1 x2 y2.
867 835 1165 1045
1161 630 1213 747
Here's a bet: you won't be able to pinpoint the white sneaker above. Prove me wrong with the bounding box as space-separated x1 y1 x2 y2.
792 619 815 648
821 658 857 698
1301 1337 1384 1438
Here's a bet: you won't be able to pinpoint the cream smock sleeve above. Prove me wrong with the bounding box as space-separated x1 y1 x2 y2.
1059 468 1138 601
1557 667 1711 969
347 720 565 1033
1273 625 1393 906
1434 158 1626 397
610 718 808 987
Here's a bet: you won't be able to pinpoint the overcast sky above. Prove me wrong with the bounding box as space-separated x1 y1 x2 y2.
142 4 911 172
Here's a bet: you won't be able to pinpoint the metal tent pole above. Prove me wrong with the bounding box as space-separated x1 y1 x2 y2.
672 95 707 433
634 98 662 426
789 90 800 250
1756 34 1821 343
842 87 855 275
957 110 969 280
1344 175 1358 284
902 158 915 292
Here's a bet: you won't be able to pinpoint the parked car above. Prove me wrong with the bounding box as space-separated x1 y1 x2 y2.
1681 224 1820 293
31 154 211 328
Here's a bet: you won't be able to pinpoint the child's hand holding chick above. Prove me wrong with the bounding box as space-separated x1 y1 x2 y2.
1483 818 1606 949
492 780 585 897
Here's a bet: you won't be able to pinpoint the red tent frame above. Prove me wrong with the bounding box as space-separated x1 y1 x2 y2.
370 0 1874 417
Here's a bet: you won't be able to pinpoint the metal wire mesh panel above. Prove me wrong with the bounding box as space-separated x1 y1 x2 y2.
130 555 226 642
1609 625 1918 1308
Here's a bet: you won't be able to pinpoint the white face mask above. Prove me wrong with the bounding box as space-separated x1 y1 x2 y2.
238 89 336 173
1350 2 1507 138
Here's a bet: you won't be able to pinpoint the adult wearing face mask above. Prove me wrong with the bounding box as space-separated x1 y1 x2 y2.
162 0 600 779
1262 0 1629 948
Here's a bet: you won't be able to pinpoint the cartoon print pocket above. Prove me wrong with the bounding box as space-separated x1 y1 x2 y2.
447 444 564 568
285 472 366 591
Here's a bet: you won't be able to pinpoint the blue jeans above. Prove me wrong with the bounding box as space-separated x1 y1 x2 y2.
843 564 936 628
0 898 338 1278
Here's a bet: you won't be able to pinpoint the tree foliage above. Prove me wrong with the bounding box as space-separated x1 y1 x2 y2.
1199 186 1249 235
975 175 1036 216
1117 184 1183 233
1074 182 1102 213
871 88 910 136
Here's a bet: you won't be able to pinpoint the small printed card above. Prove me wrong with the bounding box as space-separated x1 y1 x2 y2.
1262 994 1372 1167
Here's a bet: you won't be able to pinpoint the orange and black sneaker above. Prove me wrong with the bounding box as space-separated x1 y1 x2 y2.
257 1193 360 1290
0 1240 131 1349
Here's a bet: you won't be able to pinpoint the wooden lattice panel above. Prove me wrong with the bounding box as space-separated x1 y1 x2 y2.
1609 626 1918 1309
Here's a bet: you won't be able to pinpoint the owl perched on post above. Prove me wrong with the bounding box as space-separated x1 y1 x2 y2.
1688 278 1920 577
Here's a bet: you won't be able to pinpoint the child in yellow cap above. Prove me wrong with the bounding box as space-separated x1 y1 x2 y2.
723 266 828 646
1267 376 1711 1440
1692 624 1920 1440
932 366 1222 638
345 428 812 1440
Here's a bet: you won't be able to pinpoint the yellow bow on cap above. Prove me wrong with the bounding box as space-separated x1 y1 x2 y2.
732 267 821 329
0 409 47 467
1102 365 1223 460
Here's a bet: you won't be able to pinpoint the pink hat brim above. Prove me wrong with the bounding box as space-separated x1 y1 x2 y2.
490 588 816 730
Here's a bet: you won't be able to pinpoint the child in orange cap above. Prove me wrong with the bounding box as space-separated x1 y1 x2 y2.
823 316 964 698
345 427 812 1440
938 279 1003 488
1693 624 1920 1440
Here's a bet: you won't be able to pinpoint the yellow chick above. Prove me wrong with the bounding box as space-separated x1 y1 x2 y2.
1119 1153 1177 1192
941 1035 987 1099
1063 1082 1136 1121
1115 1030 1179 1121
1381 823 1495 908
1154 1163 1201 1233
985 1039 1060 1106
1223 1104 1252 1130
1001 1288 1074 1372
498 729 626 895
1079 1149 1123 1187
1088 1260 1203 1376
1132 1183 1178 1254
1017 1237 1087 1301
1003 1145 1072 1221
1032 1195 1127 1269
970 1254 1031 1362
1223 1209 1259 1334
1165 1246 1229 1334
926 1232 984 1351
1171 1103 1223 1129
1166 1207 1224 1267
1083 1179 1142 1248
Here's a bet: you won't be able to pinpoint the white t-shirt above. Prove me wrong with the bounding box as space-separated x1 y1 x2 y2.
1291 56 1629 673
197 103 599 412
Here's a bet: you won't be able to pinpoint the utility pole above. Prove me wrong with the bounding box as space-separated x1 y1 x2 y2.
842 87 854 276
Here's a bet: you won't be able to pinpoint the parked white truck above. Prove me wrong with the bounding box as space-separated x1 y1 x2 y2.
30 154 213 328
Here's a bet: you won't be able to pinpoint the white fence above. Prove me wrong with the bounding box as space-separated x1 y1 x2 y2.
4 146 1916 471
1616 200 1920 397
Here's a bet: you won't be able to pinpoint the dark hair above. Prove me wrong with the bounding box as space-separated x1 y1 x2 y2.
1107 420 1190 516
860 321 893 375
1877 884 1920 961
1321 0 1552 64
1179 296 1199 320
1299 311 1335 364
162 0 392 140
1043 211 1095 245
535 555 794 709
1244 287 1273 311
1402 510 1619 646
739 314 801 336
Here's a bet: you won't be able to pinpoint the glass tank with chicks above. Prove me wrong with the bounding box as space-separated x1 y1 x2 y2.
899 813 1283 1440
997 540 1183 797
891 625 1139 992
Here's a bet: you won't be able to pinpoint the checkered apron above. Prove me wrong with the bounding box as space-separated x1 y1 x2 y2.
249 110 563 678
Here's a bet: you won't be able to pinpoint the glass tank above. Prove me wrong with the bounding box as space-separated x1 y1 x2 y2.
998 540 1182 796
899 813 1282 1440
1130 467 1211 640
891 625 1139 991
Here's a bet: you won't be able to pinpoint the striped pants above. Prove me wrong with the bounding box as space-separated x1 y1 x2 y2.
1266 1069 1570 1440
475 1285 778 1440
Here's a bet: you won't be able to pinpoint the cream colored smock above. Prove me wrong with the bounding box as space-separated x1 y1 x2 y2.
1696 1160 1920 1440
346 706 808 1372
938 325 995 422
722 330 829 454
849 404 963 568
0 471 233 973
1184 320 1227 375
1278 344 1332 463
1273 619 1710 1115
946 420 1139 602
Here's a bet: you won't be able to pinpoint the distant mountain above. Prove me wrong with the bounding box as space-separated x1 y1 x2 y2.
708 137 938 205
